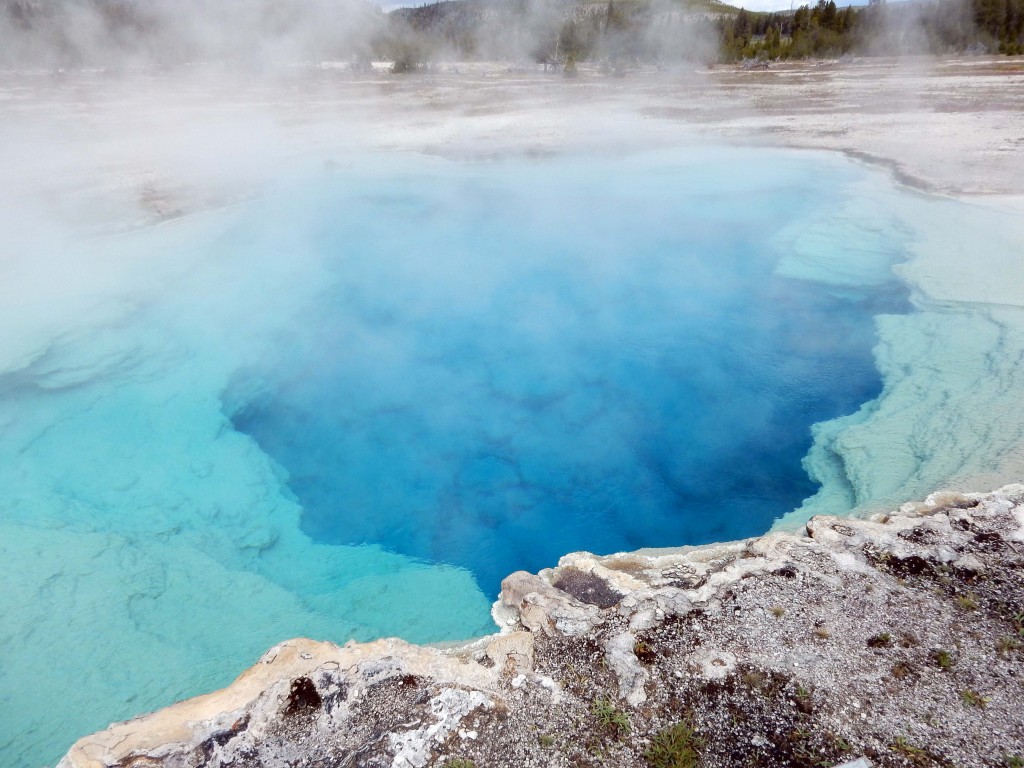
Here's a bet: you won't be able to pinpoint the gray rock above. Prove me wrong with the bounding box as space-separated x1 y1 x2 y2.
58 484 1024 768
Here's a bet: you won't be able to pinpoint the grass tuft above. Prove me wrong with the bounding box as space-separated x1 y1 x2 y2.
960 689 988 708
932 648 954 670
867 632 892 648
591 697 630 736
956 593 980 611
997 635 1022 654
645 720 705 768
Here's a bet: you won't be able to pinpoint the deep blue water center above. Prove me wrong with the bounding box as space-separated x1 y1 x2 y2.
230 150 907 595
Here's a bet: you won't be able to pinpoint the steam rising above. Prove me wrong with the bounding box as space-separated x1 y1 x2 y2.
0 0 727 71
0 0 384 67
0 82 912 767
1 3 1023 767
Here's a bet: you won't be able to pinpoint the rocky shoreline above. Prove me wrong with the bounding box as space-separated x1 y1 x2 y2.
60 485 1024 768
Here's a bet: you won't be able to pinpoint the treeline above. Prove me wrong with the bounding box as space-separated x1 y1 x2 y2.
384 0 566 66
720 0 1024 61
383 0 719 69
721 3 856 59
387 0 1024 68
0 0 1021 70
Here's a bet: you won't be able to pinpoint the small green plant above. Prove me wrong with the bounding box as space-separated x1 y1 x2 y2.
562 662 589 692
1003 754 1024 768
591 697 630 736
890 736 937 767
867 632 893 648
729 711 747 729
891 661 914 680
997 635 1022 654
442 759 476 768
793 683 814 714
741 669 768 691
539 734 555 748
634 639 658 663
646 720 705 768
932 648 954 670
830 735 853 752
891 736 927 759
956 593 980 611
792 741 833 768
770 605 786 618
960 689 988 708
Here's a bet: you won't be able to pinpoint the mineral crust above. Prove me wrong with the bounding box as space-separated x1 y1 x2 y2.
59 485 1024 768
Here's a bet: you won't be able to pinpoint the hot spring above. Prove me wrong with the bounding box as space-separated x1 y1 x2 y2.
227 151 907 591
4 143 1021 768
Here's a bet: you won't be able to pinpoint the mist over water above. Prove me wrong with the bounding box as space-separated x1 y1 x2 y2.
0 144 917 768
229 151 909 593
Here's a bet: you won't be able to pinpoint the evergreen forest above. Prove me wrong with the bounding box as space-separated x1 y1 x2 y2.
1 0 1022 69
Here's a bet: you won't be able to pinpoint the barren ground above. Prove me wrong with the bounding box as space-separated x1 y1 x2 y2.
3 55 1024 230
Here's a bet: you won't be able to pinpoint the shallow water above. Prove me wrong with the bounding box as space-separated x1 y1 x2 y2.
0 146 916 767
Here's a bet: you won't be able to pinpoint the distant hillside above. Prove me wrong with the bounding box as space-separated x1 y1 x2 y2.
553 0 741 16
0 0 1018 69
384 0 728 65
391 0 741 27
384 0 1021 68
716 0 1023 61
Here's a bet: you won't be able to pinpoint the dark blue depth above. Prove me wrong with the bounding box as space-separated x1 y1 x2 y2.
229 153 909 595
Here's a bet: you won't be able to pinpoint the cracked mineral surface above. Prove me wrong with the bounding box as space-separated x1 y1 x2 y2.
60 485 1024 768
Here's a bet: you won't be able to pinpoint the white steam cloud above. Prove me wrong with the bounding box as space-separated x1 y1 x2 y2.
0 0 385 68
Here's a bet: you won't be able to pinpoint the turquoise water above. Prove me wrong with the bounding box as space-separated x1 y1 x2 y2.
231 153 908 592
0 147 910 768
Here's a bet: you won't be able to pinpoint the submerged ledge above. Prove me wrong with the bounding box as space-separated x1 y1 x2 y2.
60 485 1024 768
